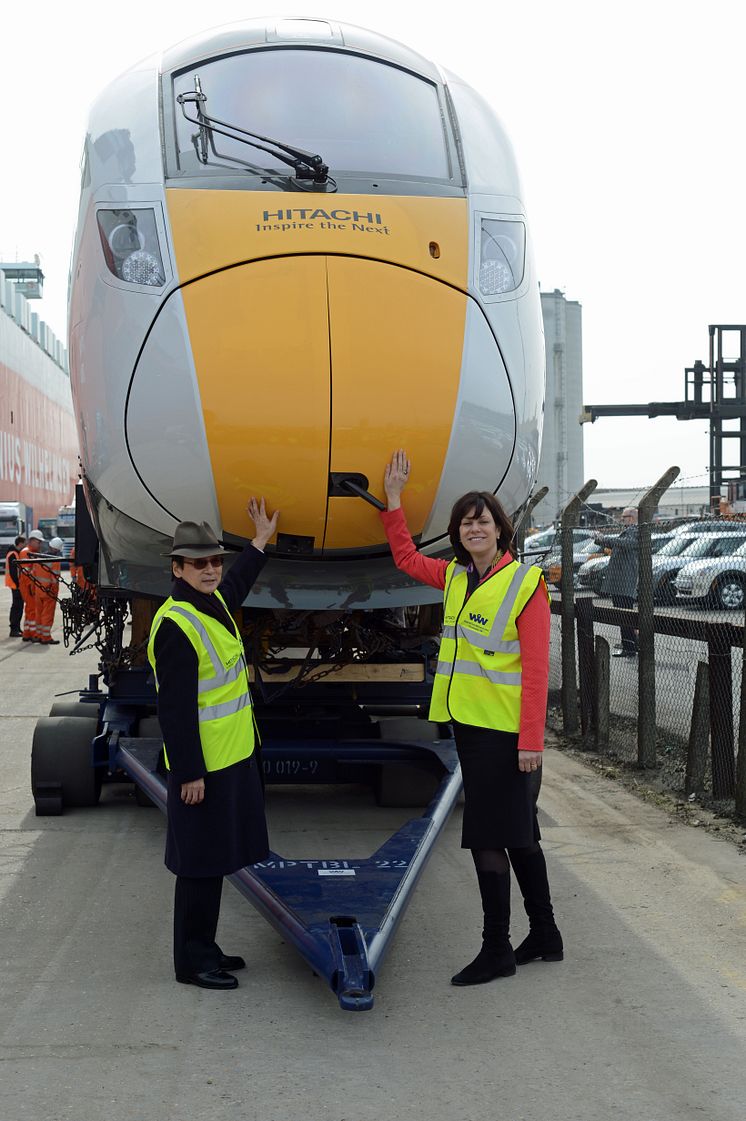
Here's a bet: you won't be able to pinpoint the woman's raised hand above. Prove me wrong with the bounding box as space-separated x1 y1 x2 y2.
383 449 411 510
248 497 279 550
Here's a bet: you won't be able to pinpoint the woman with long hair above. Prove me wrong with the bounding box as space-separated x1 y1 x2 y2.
381 450 562 986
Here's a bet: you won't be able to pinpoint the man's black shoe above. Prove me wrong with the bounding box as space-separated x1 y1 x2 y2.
9 631 22 638
176 969 238 990
219 954 246 971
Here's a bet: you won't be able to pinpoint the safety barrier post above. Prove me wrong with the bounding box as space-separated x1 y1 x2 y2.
513 486 548 558
594 636 610 751
707 623 735 799
559 480 597 736
737 696 746 818
685 662 709 797
636 466 680 768
575 595 596 741
738 608 746 818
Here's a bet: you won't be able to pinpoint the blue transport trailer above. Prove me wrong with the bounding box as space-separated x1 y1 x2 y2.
32 652 462 1011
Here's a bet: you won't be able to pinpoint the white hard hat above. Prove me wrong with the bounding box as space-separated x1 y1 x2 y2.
28 530 45 542
49 537 64 551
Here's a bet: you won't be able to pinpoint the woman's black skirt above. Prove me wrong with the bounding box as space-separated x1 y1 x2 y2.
453 722 541 850
165 753 269 877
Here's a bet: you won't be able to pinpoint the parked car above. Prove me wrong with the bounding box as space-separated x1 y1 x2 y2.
576 531 677 595
650 531 746 604
520 527 558 563
674 540 746 609
541 537 607 588
575 553 610 594
520 526 599 565
664 519 746 536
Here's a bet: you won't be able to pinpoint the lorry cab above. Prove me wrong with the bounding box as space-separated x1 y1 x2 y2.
0 501 28 559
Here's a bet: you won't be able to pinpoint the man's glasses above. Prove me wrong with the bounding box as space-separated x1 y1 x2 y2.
184 555 224 570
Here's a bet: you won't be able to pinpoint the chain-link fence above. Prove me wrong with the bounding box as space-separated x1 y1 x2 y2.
525 475 746 818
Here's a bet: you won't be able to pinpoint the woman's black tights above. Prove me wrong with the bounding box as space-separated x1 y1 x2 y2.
471 843 554 929
472 848 509 874
471 842 544 875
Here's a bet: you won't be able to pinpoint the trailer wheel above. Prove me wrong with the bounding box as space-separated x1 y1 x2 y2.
137 715 162 738
31 717 101 815
48 700 100 721
132 716 162 806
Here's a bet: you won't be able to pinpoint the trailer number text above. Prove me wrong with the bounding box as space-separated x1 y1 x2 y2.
263 759 319 776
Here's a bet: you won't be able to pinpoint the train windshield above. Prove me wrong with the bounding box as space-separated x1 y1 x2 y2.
172 50 450 179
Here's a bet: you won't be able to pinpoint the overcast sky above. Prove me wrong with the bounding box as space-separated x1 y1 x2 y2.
3 1 744 492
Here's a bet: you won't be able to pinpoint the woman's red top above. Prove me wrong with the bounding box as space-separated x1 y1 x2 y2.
380 507 550 751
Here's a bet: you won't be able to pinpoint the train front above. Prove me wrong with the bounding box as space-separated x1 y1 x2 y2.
68 18 544 608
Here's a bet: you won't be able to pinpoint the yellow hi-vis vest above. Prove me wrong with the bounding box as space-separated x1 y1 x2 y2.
146 591 254 773
429 558 545 731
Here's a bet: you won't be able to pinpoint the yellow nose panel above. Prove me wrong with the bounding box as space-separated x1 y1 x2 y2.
179 257 331 545
179 254 467 551
170 192 469 553
324 257 466 550
166 190 468 290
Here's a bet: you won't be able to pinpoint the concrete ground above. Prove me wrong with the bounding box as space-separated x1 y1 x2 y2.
1 586 745 1121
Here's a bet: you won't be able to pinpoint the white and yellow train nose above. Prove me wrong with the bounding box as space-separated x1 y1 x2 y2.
126 190 516 552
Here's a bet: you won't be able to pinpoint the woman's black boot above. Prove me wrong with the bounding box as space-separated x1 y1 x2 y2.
513 927 564 964
451 869 516 986
508 845 564 965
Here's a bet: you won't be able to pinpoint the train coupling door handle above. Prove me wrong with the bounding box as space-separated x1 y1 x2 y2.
328 473 386 511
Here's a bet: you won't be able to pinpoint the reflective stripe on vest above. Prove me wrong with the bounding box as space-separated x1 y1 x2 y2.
35 559 60 589
165 605 247 695
429 558 545 731
4 550 18 588
17 548 38 592
435 658 522 687
146 590 254 773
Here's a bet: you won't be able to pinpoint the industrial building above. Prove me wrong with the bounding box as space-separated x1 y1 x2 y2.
0 262 77 523
533 288 584 524
590 485 711 521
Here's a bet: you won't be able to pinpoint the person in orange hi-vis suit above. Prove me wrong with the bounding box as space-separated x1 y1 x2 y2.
69 546 88 591
36 537 63 645
18 530 45 642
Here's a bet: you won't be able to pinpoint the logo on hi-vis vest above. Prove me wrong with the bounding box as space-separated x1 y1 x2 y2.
468 613 489 626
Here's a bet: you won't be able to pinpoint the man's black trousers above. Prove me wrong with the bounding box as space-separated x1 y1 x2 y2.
611 594 638 653
9 588 23 633
173 874 224 977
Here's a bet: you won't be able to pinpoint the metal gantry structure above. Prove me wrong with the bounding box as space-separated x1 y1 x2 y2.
581 325 746 510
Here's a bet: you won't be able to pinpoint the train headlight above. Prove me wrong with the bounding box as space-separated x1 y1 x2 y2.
479 219 525 296
97 209 165 287
121 251 164 286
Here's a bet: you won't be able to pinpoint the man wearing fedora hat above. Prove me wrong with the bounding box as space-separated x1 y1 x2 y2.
147 497 278 990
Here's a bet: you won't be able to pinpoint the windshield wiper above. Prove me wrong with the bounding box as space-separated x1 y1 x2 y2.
177 75 330 185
